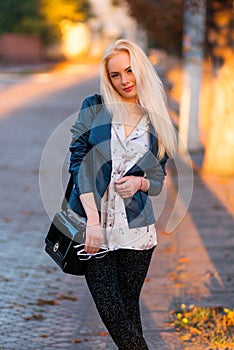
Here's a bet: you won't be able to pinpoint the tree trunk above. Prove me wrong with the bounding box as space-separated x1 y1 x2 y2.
202 1 234 175
202 50 234 175
178 0 206 153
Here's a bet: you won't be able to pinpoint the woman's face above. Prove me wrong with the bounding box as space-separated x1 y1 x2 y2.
107 51 138 103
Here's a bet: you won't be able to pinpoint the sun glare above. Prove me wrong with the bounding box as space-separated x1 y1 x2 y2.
60 20 90 59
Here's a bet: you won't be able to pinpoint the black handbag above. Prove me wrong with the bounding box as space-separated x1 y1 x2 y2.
45 176 98 276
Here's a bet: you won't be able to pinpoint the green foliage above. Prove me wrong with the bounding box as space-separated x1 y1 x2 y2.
0 0 42 35
0 0 91 44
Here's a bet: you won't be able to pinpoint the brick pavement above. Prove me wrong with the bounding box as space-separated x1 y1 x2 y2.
0 64 234 350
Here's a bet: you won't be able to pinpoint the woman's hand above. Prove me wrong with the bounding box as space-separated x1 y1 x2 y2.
85 220 104 254
79 192 104 254
115 176 140 198
115 176 150 198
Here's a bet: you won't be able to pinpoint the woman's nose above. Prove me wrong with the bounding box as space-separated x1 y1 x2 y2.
121 73 129 85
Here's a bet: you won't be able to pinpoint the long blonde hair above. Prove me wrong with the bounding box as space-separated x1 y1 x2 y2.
100 39 177 159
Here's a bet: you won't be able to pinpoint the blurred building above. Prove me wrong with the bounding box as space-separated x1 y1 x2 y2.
0 33 43 64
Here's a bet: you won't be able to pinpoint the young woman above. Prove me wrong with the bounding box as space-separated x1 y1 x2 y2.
69 39 177 349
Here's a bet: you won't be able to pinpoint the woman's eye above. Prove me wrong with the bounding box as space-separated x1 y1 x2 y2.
127 68 132 73
110 73 119 78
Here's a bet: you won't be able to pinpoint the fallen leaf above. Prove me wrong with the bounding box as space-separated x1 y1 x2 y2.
174 282 184 288
57 294 77 301
190 327 201 335
145 278 151 283
99 331 109 337
2 277 11 282
20 210 35 216
161 244 175 253
177 257 190 264
167 271 177 281
23 314 45 321
37 299 59 306
180 333 192 341
70 338 82 343
175 264 186 271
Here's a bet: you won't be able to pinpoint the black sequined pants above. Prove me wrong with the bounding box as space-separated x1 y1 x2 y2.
85 247 155 350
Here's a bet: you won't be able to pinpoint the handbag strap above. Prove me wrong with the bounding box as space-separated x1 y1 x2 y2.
61 174 74 210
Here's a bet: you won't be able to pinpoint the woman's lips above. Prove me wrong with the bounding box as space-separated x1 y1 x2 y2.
123 85 134 92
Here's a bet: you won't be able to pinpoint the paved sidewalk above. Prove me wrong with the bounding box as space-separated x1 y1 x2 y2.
0 64 233 350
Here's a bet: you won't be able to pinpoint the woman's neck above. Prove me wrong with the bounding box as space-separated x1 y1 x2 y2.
123 106 144 139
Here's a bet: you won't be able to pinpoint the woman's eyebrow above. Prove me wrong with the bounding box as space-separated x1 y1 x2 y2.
125 66 131 71
110 66 131 74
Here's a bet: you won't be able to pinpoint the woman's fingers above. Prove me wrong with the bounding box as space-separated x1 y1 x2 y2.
115 176 140 198
116 182 131 198
85 224 103 254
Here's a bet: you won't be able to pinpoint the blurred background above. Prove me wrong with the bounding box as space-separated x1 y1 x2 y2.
1 0 233 176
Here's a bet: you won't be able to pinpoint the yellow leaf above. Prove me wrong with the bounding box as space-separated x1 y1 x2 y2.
224 307 230 313
182 317 188 324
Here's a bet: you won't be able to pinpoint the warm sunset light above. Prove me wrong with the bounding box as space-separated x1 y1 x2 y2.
0 1 234 349
60 20 91 59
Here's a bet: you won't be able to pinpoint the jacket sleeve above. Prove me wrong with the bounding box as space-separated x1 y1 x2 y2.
145 154 168 196
146 163 164 196
69 95 100 195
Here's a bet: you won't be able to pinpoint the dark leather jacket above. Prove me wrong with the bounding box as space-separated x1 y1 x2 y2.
68 94 168 228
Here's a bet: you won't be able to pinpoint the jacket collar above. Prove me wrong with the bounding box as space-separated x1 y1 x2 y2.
88 105 112 159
